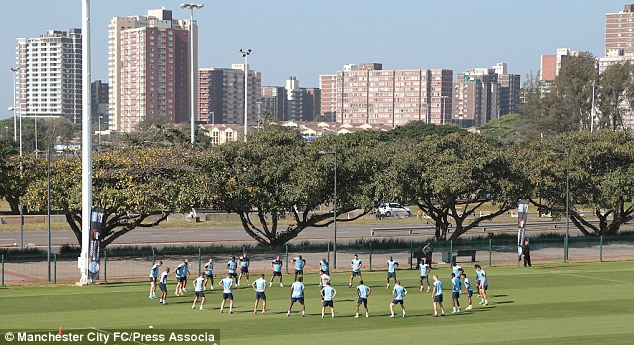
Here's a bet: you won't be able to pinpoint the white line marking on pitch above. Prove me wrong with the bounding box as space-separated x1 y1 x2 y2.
553 272 633 284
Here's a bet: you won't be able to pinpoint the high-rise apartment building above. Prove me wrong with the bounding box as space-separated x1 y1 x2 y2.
606 4 634 55
261 86 286 121
16 29 82 123
320 63 453 126
453 63 520 127
197 64 261 124
108 9 195 132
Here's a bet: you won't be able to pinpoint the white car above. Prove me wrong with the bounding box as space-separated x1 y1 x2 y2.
377 203 412 218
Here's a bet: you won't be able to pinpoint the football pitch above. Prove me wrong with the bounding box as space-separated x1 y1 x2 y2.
1 261 634 345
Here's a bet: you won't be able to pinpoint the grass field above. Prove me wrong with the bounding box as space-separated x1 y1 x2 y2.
1 261 634 344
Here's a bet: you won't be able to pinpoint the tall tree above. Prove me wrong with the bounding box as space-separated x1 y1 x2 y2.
23 145 223 248
375 132 530 240
215 127 380 246
597 61 632 130
521 130 634 236
553 51 598 131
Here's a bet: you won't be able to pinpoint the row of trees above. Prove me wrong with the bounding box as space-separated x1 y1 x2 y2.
2 121 633 248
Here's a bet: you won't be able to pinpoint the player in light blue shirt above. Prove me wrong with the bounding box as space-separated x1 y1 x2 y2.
319 258 330 276
475 264 489 305
238 252 251 287
192 273 206 311
349 254 363 287
203 258 214 290
432 274 445 317
219 273 235 313
252 273 268 314
390 280 407 318
386 256 399 288
451 273 462 313
287 277 305 317
320 282 337 318
452 262 463 281
182 258 191 292
461 273 473 310
149 260 162 299
174 263 185 296
270 255 284 287
293 255 306 282
355 280 372 318
419 262 431 292
227 256 238 285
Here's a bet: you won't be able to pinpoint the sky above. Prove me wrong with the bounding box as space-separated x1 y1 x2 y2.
0 0 629 120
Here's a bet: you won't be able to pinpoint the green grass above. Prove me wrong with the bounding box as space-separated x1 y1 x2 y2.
1 262 634 344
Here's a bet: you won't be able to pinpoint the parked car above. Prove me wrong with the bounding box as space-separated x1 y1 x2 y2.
376 203 412 218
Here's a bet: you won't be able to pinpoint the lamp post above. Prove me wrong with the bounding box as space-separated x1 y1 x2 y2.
180 3 204 144
440 96 449 125
549 149 570 262
239 49 251 142
318 150 337 269
8 106 23 249
11 67 19 142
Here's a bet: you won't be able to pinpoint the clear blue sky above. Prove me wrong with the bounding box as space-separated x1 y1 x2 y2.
0 0 629 120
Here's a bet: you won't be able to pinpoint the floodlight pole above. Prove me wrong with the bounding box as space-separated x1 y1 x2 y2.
79 0 93 285
180 4 204 143
239 49 251 142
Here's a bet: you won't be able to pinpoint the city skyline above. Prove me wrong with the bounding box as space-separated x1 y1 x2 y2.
0 0 628 120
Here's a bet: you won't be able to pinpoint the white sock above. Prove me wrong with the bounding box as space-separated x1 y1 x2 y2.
331 312 334 318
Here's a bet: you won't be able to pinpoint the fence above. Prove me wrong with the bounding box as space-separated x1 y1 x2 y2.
1 236 633 286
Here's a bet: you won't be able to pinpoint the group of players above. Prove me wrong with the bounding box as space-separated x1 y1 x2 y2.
147 252 490 318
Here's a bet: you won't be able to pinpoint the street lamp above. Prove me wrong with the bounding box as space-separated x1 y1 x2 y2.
318 150 337 269
549 149 570 262
11 67 19 142
180 3 204 144
8 106 23 249
239 48 251 142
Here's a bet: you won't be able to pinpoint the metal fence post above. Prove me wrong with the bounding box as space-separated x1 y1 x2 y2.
369 242 373 272
103 249 107 282
54 253 57 284
449 240 453 264
488 238 492 267
599 235 603 262
1 254 4 287
409 240 413 270
285 245 289 274
563 237 568 263
327 242 330 266
198 248 202 276
152 248 155 265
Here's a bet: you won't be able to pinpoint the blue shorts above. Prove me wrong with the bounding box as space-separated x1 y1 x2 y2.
452 291 460 299
323 300 334 308
256 291 266 300
240 267 249 274
467 290 473 297
223 293 234 300
205 272 213 278
158 283 167 292
357 297 368 307
420 275 428 281
387 272 396 279
149 277 156 283
294 269 304 275
291 297 304 304
391 299 403 305
229 272 237 278
352 271 362 277
322 270 330 276
176 276 185 283
433 294 443 303
196 291 205 298
272 271 282 277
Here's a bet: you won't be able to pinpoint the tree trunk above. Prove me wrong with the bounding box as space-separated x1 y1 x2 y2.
6 196 19 214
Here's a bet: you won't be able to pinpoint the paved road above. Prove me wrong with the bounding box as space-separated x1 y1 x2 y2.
0 219 613 249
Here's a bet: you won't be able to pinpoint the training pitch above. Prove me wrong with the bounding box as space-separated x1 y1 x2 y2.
1 261 633 345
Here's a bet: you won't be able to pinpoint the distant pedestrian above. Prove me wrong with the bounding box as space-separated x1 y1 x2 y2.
523 239 532 267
